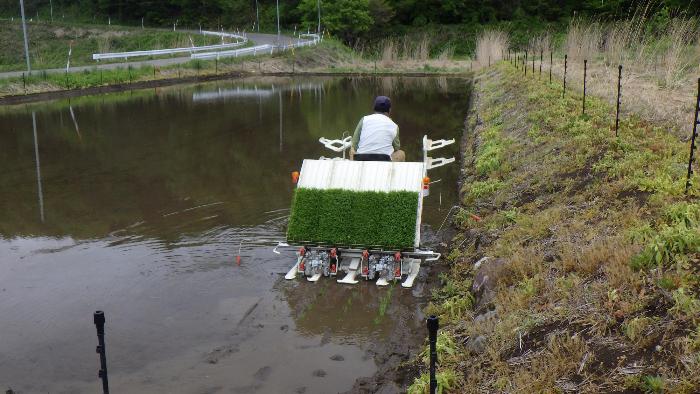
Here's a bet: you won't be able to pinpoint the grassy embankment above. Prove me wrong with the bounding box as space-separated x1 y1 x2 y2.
0 19 222 71
408 59 700 392
0 19 477 98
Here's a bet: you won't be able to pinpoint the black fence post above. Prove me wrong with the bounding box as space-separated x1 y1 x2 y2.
615 65 623 136
488 55 490 67
94 311 109 394
532 54 535 74
524 50 528 76
563 54 568 98
427 315 439 394
549 51 553 83
215 57 218 74
685 78 700 194
22 72 26 94
539 50 543 79
583 59 587 115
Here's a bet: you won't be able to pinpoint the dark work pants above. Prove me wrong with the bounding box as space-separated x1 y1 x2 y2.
353 153 391 162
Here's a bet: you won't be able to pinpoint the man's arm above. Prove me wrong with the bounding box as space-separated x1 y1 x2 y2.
351 118 363 151
392 126 400 151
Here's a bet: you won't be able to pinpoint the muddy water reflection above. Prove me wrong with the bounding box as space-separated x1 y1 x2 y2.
0 76 469 393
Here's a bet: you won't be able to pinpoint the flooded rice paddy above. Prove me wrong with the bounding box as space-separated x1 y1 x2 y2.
0 76 469 393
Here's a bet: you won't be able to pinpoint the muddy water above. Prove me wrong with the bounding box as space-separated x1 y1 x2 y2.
0 76 469 393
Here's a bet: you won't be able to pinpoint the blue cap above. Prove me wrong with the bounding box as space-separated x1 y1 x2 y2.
373 96 391 113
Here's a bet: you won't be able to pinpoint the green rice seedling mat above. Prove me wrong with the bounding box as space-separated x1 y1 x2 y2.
286 188 419 249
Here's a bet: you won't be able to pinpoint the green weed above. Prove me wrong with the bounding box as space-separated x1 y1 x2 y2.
643 375 665 393
475 124 509 176
670 288 700 318
464 179 503 201
622 316 652 342
631 222 700 270
420 331 459 365
439 295 474 323
408 368 458 394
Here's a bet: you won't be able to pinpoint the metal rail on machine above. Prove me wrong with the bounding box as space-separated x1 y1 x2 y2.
422 135 455 174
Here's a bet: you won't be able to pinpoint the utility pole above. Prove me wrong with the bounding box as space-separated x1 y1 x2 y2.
276 0 281 45
255 0 259 32
317 0 321 35
50 0 53 22
19 0 31 73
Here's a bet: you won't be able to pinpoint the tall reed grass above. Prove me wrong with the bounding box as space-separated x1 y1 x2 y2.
377 34 431 66
532 12 700 133
528 33 552 57
475 30 509 67
565 20 601 62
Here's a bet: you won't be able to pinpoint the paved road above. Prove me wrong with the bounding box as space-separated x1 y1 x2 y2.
0 32 290 79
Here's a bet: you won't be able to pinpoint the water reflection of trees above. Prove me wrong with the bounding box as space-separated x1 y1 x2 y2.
0 77 470 240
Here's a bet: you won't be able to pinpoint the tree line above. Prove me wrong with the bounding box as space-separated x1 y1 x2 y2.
2 0 698 42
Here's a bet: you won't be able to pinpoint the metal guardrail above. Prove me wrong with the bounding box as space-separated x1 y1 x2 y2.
298 33 320 41
278 39 319 51
191 44 274 60
92 29 248 61
92 41 247 61
200 30 247 40
92 29 316 62
192 36 320 60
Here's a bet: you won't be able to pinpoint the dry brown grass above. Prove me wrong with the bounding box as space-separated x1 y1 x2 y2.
545 16 700 134
378 34 431 67
565 19 602 62
661 18 698 88
475 30 509 68
558 238 636 277
97 36 112 53
528 33 552 57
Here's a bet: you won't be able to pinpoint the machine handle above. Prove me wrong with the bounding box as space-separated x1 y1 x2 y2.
319 136 351 152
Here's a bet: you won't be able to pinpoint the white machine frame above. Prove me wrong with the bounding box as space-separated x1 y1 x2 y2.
279 134 454 288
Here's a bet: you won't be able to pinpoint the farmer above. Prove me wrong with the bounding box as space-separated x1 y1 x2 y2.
350 96 406 162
